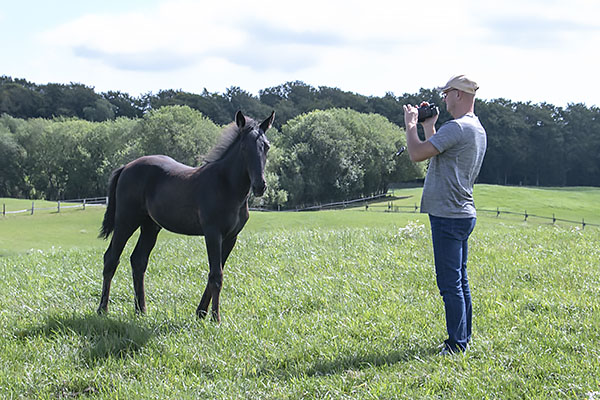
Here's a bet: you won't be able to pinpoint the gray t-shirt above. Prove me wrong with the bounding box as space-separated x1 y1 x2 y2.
420 113 487 218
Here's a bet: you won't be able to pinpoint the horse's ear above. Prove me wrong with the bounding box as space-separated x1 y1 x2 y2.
235 111 246 129
260 111 275 132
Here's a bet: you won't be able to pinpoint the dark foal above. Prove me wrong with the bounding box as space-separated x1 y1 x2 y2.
98 110 274 322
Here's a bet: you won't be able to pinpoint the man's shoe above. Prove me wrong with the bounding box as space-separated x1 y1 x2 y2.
438 346 455 356
438 345 466 356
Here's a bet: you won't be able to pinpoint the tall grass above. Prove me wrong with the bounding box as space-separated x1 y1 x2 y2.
0 196 599 398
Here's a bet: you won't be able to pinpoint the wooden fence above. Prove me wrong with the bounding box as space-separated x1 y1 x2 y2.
1 197 107 216
2 195 597 230
366 202 599 230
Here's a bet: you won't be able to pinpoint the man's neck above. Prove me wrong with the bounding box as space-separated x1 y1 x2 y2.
452 104 475 119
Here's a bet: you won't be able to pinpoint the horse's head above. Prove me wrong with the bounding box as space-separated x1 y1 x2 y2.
236 110 274 197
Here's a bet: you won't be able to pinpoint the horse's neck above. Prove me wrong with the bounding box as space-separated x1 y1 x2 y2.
214 144 251 197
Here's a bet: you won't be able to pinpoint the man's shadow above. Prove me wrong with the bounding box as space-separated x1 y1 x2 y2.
16 313 153 364
250 345 436 380
306 346 434 377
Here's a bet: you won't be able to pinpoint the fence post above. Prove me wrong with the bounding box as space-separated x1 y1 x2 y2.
552 213 556 224
524 210 528 221
496 207 500 217
57 200 60 213
31 201 34 215
582 218 586 230
83 198 86 210
2 203 5 216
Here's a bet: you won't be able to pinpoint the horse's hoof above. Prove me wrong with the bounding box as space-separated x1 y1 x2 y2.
97 306 108 315
135 308 147 316
196 309 208 319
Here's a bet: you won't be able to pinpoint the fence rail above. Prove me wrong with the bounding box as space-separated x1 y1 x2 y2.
2 195 598 230
1 197 107 216
366 202 599 229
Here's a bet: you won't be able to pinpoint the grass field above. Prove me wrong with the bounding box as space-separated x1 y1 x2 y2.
0 186 599 398
2 184 599 256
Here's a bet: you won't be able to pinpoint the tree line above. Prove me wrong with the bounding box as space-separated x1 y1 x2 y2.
0 104 422 208
1 76 599 196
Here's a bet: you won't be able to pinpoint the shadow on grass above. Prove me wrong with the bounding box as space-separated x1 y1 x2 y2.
253 345 436 380
305 346 434 377
304 345 436 378
16 313 153 363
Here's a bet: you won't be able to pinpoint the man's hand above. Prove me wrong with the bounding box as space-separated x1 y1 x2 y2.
402 103 440 162
403 104 419 129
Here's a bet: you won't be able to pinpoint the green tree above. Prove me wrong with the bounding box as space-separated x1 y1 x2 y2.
13 118 59 198
251 138 289 209
103 91 144 118
0 119 27 197
224 87 272 122
273 109 424 207
367 93 403 127
508 102 565 186
0 81 45 119
127 105 220 167
83 98 116 122
476 98 528 185
562 104 600 186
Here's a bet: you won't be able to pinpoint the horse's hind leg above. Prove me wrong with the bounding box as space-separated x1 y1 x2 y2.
130 220 161 314
98 224 138 314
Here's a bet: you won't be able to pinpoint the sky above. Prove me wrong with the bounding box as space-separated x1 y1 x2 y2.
2 0 600 108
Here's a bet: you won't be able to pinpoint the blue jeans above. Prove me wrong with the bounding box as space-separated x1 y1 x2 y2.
429 215 477 352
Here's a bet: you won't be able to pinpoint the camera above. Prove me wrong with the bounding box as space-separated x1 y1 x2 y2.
417 103 438 122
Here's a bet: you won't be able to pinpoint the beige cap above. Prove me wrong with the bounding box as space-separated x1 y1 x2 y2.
439 75 479 95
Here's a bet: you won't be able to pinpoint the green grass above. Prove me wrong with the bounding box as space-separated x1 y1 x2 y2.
0 186 599 398
2 185 598 256
385 184 600 226
473 185 600 225
0 199 105 257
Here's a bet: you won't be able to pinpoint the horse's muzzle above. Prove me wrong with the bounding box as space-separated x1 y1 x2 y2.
252 182 267 197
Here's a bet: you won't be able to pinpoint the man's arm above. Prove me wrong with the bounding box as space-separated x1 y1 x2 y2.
403 104 440 162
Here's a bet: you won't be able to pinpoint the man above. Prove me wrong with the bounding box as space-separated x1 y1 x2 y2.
403 75 487 355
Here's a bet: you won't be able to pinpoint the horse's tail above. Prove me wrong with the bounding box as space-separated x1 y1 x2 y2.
99 166 124 239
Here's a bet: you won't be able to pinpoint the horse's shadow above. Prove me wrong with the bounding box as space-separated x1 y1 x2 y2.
17 314 437 376
17 313 153 363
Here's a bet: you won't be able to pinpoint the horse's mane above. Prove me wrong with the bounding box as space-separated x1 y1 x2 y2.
202 121 246 164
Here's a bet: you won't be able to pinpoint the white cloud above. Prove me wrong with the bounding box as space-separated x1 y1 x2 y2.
39 0 475 75
27 0 600 106
39 4 245 70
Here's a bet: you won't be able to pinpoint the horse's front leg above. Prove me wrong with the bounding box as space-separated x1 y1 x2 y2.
197 231 223 322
